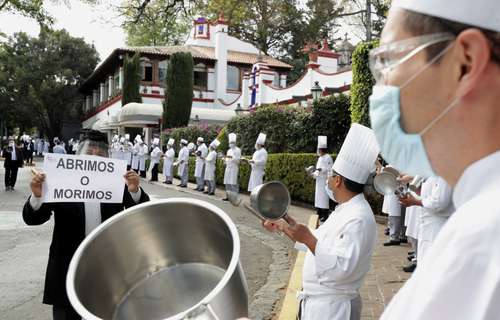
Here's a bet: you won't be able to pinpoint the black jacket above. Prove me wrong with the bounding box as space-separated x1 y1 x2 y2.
22 187 150 307
2 147 24 168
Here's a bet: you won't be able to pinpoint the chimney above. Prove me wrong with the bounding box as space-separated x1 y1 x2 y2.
215 12 228 102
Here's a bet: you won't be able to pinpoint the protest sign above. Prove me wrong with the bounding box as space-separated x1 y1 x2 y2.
41 153 128 203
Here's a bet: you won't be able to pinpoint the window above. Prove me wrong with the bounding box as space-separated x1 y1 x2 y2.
141 60 153 82
273 72 280 87
193 63 208 90
114 70 120 94
197 25 204 35
159 60 167 85
227 65 240 91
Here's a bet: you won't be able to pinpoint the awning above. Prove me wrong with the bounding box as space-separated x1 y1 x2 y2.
100 112 120 130
120 103 162 127
91 118 106 132
190 107 236 123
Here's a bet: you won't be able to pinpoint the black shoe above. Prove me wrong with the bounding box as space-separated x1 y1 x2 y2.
384 228 390 236
208 192 215 195
203 191 209 194
403 263 417 273
407 254 415 262
163 181 169 184
10 187 14 191
193 187 200 191
407 251 415 256
400 237 408 244
5 186 10 191
180 185 187 188
383 240 401 246
222 198 229 201
166 181 172 184
198 189 205 192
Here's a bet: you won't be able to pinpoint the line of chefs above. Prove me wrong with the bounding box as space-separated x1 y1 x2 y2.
106 132 269 197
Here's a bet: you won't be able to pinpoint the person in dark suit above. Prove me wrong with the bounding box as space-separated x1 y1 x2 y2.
3 138 24 191
22 130 150 320
23 138 35 165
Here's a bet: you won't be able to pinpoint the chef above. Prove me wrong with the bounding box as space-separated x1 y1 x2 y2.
131 135 141 173
248 133 268 192
381 169 403 246
312 136 334 223
263 124 379 320
399 176 453 261
176 139 189 188
194 137 208 191
223 133 241 201
369 0 500 318
110 135 121 159
122 134 133 170
138 139 148 178
163 138 175 184
204 139 220 195
149 138 163 182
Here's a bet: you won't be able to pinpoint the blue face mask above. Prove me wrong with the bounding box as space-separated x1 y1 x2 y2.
368 42 458 178
325 183 337 202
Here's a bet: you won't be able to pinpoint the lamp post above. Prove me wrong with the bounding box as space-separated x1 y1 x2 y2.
311 81 323 101
234 103 246 116
193 114 200 125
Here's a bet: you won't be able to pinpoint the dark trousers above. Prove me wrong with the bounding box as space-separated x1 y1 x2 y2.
25 152 33 164
316 207 330 222
4 166 19 188
140 170 146 178
53 305 81 320
151 163 159 181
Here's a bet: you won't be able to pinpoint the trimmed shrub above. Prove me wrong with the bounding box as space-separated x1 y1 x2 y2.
225 94 351 155
164 52 194 128
350 40 379 127
122 52 142 106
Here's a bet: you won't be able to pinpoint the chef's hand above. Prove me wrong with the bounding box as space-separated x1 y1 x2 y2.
262 220 283 233
399 193 421 207
30 169 46 198
281 215 315 244
124 170 140 193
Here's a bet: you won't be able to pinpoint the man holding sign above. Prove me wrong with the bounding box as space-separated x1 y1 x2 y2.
22 130 150 320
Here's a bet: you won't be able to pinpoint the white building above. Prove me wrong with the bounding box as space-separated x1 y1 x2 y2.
80 13 354 142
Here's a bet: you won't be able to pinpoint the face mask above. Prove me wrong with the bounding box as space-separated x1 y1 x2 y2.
255 144 260 150
229 143 235 148
325 183 337 202
369 42 457 178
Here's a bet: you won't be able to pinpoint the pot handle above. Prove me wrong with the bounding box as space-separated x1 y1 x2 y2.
183 303 221 320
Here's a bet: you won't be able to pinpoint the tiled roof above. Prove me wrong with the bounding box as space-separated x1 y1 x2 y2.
118 45 292 69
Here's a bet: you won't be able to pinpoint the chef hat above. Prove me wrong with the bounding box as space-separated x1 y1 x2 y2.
113 134 119 140
120 137 125 143
187 142 196 150
152 138 160 145
393 0 500 32
167 138 175 146
197 137 204 143
210 139 220 148
180 139 188 145
125 133 130 140
317 136 327 149
256 133 266 145
135 134 141 142
333 124 380 184
228 133 237 144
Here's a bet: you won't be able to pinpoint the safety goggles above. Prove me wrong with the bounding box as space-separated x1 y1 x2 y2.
369 32 455 83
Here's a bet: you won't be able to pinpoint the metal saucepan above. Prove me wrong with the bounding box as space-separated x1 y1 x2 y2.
228 181 294 225
305 165 316 177
66 198 248 320
373 167 400 196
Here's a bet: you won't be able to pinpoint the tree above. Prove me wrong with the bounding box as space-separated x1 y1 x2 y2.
0 28 99 139
122 52 143 106
122 0 191 46
163 52 193 128
0 0 97 25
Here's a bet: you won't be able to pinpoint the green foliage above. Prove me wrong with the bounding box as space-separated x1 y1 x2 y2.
350 40 379 127
163 124 223 148
164 52 193 128
290 94 351 153
122 52 142 106
0 28 99 139
216 126 229 152
225 94 351 155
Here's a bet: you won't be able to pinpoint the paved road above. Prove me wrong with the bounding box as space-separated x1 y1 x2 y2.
0 159 313 320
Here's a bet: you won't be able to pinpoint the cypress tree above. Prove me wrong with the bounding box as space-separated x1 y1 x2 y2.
122 52 142 106
163 51 193 128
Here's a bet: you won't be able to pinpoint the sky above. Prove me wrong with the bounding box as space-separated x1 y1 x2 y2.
0 1 126 62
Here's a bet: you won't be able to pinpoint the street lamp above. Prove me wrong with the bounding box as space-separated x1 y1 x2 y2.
311 81 322 101
193 114 200 125
234 103 246 116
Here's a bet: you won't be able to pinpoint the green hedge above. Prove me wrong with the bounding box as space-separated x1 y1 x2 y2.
350 40 379 127
155 152 383 214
